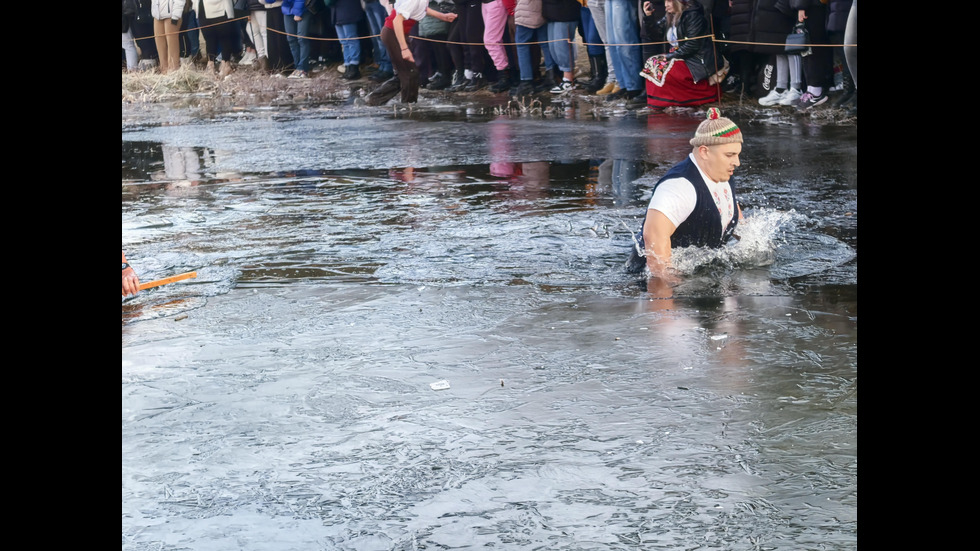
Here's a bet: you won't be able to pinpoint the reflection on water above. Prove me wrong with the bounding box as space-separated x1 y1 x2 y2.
122 113 856 550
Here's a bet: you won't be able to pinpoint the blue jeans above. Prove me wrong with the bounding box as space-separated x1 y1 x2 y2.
363 1 392 73
335 23 361 66
515 25 554 81
605 0 642 91
547 21 578 73
284 14 311 72
580 7 604 57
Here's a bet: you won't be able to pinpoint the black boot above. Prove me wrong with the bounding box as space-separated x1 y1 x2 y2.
341 64 361 80
463 72 486 92
489 70 511 93
584 55 607 93
533 67 557 93
427 71 451 90
447 70 467 92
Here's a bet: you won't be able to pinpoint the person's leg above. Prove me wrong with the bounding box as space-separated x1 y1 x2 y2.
380 26 419 102
843 0 856 90
296 14 311 72
800 3 831 104
433 39 453 78
215 17 238 74
588 0 616 89
123 28 139 71
547 21 575 90
580 6 603 58
515 24 535 82
777 53 803 105
153 19 170 73
247 11 268 59
482 0 509 72
465 2 487 80
336 23 361 67
364 1 393 74
164 18 182 72
182 10 200 57
605 0 641 93
775 54 788 90
283 15 300 71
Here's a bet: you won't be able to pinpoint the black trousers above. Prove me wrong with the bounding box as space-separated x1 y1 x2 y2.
380 26 420 103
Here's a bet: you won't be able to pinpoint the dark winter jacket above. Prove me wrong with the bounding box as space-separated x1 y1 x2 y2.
123 0 138 32
728 0 795 54
659 1 718 83
826 0 852 33
332 0 365 25
541 0 579 22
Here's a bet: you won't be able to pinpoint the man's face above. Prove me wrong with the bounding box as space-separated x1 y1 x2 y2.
697 143 742 182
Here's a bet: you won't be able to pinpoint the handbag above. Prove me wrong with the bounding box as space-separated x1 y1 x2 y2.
785 22 811 57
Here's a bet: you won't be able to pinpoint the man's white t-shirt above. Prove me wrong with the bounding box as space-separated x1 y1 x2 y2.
647 153 736 238
393 0 428 21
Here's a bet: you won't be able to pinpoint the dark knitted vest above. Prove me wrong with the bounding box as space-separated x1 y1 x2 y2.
626 156 738 273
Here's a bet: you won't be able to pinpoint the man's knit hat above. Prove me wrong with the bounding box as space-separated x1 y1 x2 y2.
690 107 743 147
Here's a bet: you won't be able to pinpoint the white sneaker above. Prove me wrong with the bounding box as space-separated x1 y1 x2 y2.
288 70 308 79
550 79 574 94
777 88 802 105
240 50 256 66
758 88 784 106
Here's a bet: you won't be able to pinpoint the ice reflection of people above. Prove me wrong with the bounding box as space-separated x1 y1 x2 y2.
162 145 202 183
627 107 743 286
122 250 141 297
598 158 643 207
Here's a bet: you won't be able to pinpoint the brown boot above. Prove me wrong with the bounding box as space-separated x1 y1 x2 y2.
219 61 233 78
256 56 269 74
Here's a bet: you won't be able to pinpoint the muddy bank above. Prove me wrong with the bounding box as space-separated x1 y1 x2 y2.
122 58 856 127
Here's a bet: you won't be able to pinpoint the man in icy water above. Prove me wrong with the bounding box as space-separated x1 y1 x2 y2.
627 107 743 285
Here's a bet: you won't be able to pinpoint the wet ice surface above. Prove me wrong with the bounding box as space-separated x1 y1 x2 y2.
123 102 856 550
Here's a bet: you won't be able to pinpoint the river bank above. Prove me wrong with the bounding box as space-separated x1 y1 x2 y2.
122 57 856 126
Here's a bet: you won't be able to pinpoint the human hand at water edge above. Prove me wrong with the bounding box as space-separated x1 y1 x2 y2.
122 250 140 297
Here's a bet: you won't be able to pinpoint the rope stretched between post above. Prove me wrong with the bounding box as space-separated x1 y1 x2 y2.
131 18 856 50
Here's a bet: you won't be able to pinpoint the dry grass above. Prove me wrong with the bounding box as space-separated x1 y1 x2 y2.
122 63 218 102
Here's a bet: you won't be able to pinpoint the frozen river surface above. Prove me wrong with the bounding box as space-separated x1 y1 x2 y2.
122 102 856 550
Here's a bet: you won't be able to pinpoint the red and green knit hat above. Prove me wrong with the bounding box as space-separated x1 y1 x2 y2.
690 107 743 147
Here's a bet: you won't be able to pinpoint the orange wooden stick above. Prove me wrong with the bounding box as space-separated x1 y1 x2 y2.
138 271 197 291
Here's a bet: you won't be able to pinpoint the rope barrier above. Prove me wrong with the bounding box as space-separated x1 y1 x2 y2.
131 18 856 50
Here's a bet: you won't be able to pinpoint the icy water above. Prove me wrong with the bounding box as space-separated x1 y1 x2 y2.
122 100 856 550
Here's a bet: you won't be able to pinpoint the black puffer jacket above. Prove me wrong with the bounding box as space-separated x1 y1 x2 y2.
659 1 717 83
542 0 580 22
728 0 794 54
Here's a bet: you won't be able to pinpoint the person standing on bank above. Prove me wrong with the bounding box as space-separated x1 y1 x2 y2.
639 0 723 109
198 0 240 77
333 0 366 79
627 107 744 283
365 0 458 105
150 0 186 74
281 0 312 78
